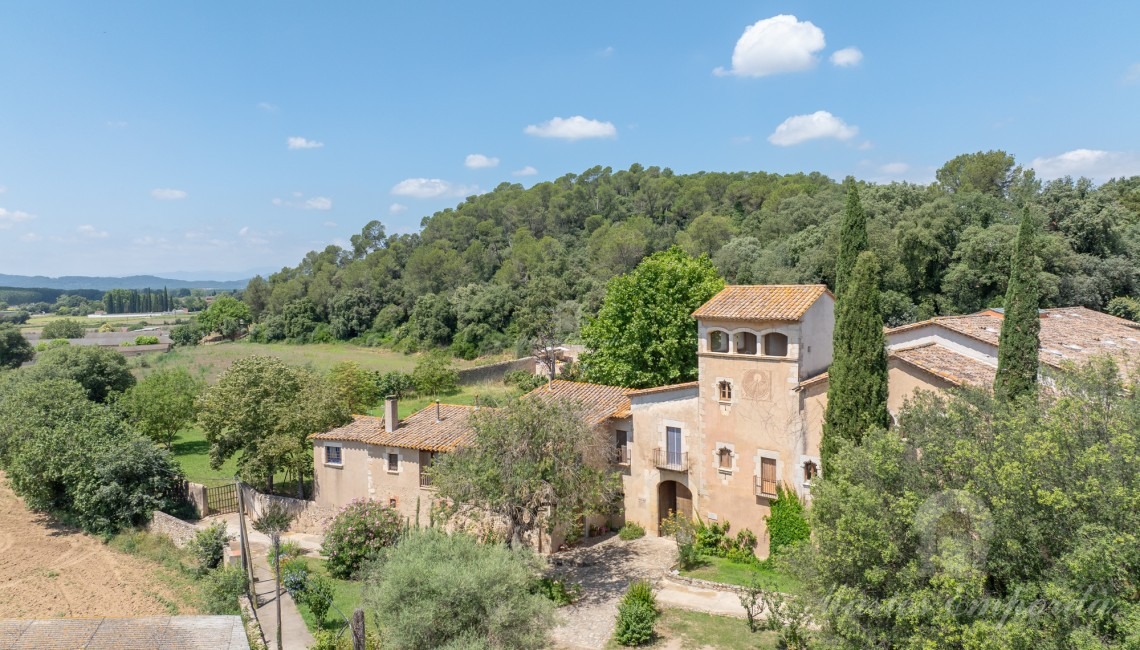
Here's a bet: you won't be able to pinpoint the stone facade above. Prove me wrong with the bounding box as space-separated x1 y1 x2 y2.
147 510 201 548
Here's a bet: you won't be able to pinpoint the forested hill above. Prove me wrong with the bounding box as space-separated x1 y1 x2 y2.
242 152 1140 358
0 274 248 291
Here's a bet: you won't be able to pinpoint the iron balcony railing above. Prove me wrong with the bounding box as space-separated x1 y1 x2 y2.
419 473 433 488
613 446 631 466
654 448 688 472
755 475 778 498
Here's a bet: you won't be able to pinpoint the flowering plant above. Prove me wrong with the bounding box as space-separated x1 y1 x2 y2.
321 499 404 578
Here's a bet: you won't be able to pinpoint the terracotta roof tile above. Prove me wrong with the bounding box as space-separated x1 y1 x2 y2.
891 343 997 387
692 285 830 321
888 307 1140 373
311 404 477 452
525 380 631 426
625 381 700 397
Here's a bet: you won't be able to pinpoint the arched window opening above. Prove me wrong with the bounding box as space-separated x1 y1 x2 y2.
734 332 757 355
804 460 819 483
762 332 789 357
709 330 729 353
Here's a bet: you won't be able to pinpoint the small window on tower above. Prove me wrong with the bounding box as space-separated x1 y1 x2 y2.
718 380 732 402
763 332 789 357
718 447 732 470
804 460 818 484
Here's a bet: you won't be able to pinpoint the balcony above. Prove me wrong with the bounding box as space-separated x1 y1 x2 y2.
654 448 688 472
755 475 777 498
419 473 433 488
613 446 631 466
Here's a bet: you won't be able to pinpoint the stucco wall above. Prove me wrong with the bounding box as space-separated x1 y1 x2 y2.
887 359 955 415
799 295 835 379
312 440 436 528
624 387 699 536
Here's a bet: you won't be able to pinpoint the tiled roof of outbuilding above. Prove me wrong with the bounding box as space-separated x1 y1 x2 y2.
311 404 477 452
692 285 830 321
525 380 631 425
891 343 998 387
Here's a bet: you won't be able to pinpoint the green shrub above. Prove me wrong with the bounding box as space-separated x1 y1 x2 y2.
533 577 582 606
269 540 306 571
134 335 160 345
613 599 656 646
201 566 247 615
618 521 646 540
303 573 335 626
40 318 85 339
362 529 554 650
765 484 810 558
321 500 404 579
281 559 309 597
187 522 230 574
412 352 459 397
624 579 657 609
170 323 201 346
503 369 545 392
1107 296 1140 322
374 370 415 399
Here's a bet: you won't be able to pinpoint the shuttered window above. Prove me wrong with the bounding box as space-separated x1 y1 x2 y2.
759 457 777 497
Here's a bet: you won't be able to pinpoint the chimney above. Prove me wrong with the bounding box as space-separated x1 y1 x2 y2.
384 396 398 432
435 400 442 422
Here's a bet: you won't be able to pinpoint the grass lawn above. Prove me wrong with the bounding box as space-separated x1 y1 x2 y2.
680 555 803 594
171 427 240 487
133 340 507 383
294 557 365 634
607 608 780 649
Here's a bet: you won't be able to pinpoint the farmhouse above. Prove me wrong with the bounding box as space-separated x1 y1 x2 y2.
310 285 1140 557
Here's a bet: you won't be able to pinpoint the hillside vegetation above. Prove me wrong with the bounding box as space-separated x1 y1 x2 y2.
243 153 1140 360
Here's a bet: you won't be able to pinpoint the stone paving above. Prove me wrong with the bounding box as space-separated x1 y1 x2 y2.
548 534 677 650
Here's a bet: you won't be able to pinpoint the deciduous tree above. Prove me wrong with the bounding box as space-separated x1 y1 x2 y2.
115 367 204 448
0 323 34 369
27 345 135 403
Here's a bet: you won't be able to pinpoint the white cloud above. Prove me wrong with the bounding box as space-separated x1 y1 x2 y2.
880 162 910 175
20 232 41 242
287 136 324 150
389 203 408 214
238 226 250 236
257 102 279 112
151 188 187 200
1122 63 1140 85
131 235 168 246
323 221 337 228
272 194 333 210
714 15 825 77
858 140 874 150
0 186 6 194
512 166 538 177
77 224 108 239
524 116 617 140
599 46 615 57
0 207 35 229
1030 149 1140 181
465 153 500 169
390 178 478 198
768 111 858 146
830 47 863 67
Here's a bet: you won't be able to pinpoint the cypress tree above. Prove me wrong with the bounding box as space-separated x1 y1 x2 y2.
835 179 868 299
822 251 889 475
993 210 1040 402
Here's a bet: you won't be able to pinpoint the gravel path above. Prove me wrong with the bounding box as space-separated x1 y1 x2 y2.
548 534 677 650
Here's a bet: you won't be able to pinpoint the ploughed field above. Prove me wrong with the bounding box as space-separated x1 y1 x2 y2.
0 474 193 618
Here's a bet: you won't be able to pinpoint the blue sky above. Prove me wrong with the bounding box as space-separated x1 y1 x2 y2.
1 1 1138 277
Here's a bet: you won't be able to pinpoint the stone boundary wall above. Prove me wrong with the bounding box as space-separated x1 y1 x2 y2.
457 356 535 385
238 484 336 536
239 594 268 650
662 568 750 594
147 510 200 548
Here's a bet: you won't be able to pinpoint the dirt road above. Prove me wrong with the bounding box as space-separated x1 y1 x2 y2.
0 476 194 618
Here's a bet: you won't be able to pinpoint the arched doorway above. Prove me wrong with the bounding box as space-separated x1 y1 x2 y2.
657 480 693 533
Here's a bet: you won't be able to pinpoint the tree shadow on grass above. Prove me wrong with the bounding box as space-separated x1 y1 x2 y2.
172 438 210 457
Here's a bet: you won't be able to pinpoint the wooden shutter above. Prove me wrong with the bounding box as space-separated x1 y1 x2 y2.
760 457 777 496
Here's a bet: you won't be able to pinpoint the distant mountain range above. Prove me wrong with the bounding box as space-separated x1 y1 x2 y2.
0 273 249 291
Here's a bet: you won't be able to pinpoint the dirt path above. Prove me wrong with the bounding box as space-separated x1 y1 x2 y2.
0 475 194 618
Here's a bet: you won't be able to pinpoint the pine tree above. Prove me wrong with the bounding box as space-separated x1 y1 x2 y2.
835 179 868 299
993 209 1041 402
822 251 889 475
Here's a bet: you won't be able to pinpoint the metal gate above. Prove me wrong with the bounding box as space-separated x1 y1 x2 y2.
205 483 239 516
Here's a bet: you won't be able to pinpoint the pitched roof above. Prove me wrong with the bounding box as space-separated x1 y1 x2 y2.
625 381 700 397
692 285 830 322
525 380 631 425
0 616 250 650
891 342 998 387
311 404 477 452
887 307 1140 372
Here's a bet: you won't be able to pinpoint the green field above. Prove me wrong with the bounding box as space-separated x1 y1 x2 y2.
133 340 506 383
368 381 525 419
679 555 802 593
171 427 240 487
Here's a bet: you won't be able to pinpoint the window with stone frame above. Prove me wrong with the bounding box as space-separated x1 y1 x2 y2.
734 331 757 355
709 330 729 353
387 452 399 472
762 332 789 357
718 380 732 402
803 460 819 483
718 447 733 470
